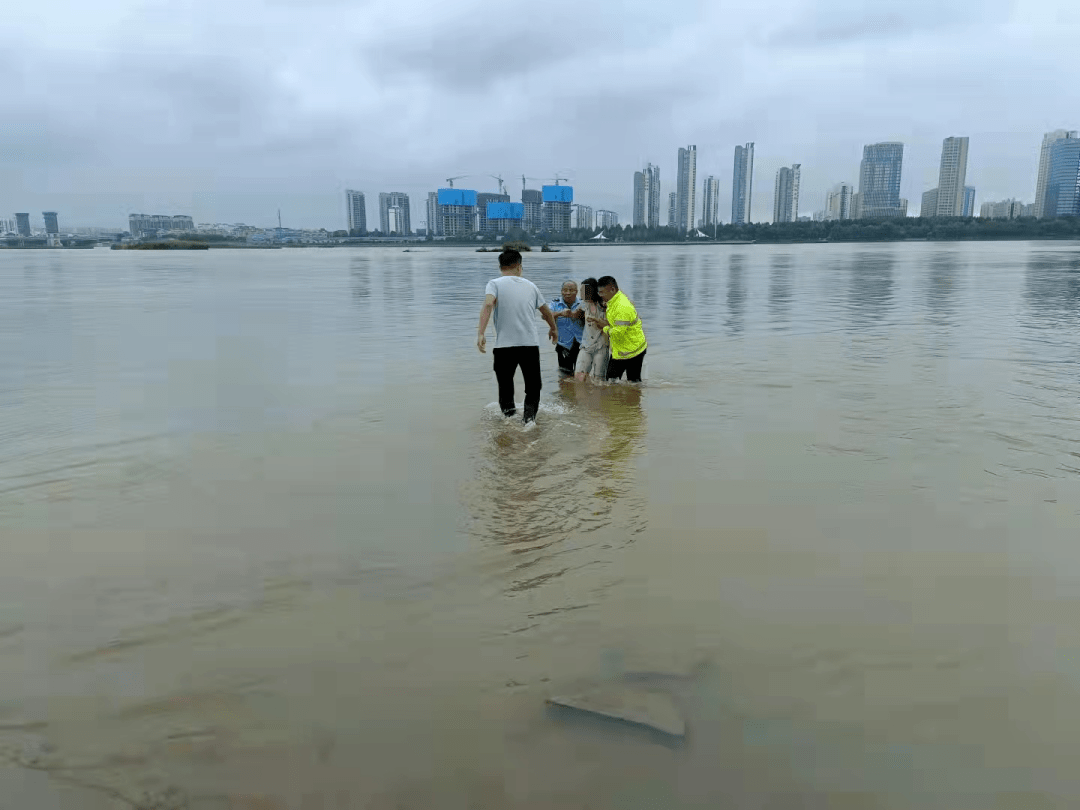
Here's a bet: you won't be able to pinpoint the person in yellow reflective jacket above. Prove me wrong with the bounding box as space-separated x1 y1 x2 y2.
592 275 647 382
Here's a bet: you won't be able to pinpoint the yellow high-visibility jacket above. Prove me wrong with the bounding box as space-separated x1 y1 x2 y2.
602 291 647 360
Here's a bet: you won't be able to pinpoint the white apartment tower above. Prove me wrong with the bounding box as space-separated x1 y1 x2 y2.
934 137 970 217
701 176 720 230
676 146 697 232
732 143 754 224
378 192 411 234
574 205 594 230
345 189 367 234
826 182 853 220
632 163 661 228
773 164 801 223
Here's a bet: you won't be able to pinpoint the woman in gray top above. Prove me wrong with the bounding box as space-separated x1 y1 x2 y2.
575 277 610 382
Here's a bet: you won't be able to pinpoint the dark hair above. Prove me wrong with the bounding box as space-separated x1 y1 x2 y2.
597 275 618 291
498 249 522 268
581 277 602 304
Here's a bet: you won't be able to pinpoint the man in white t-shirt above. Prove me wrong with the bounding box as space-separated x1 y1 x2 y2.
476 249 559 424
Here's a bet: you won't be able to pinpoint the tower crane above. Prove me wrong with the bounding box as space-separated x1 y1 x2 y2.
445 175 470 188
552 174 569 186
522 175 545 191
489 175 506 196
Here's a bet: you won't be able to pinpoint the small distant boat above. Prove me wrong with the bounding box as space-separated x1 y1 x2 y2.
541 244 559 252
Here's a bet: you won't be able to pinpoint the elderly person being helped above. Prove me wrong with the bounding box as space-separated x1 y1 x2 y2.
593 275 647 383
574 277 609 382
550 280 584 374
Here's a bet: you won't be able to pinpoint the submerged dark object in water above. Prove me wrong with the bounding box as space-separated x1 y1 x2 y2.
546 686 685 737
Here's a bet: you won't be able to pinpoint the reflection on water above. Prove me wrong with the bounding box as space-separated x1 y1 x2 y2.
1025 249 1080 325
630 253 659 326
725 253 747 335
465 382 647 595
924 251 960 324
3 243 1080 807
846 250 895 330
349 256 371 304
768 252 793 329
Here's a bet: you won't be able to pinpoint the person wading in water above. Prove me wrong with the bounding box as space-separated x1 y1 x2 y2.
593 275 647 383
476 249 558 424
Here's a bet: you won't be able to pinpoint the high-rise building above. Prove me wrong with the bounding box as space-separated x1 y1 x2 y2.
522 188 542 232
15 213 30 236
437 189 478 236
378 192 411 235
676 146 697 232
633 164 662 227
42 212 59 235
701 176 720 230
731 143 754 224
633 170 648 227
857 142 905 218
426 192 442 236
646 165 661 228
345 189 367 234
542 185 573 232
933 137 970 217
921 188 938 219
596 210 619 230
1045 136 1080 218
980 199 1026 219
772 164 801 223
486 201 524 232
630 163 656 228
475 192 509 233
825 182 853 220
1035 130 1079 218
574 205 594 230
668 192 677 227
963 186 976 218
0 218 13 234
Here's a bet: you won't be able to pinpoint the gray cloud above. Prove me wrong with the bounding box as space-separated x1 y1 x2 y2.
0 0 1077 229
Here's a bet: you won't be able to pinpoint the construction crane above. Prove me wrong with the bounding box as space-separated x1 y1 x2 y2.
521 175 545 191
445 175 470 188
489 175 506 196
552 174 570 186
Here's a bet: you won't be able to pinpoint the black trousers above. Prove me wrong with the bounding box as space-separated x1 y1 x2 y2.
493 346 542 421
606 349 646 382
555 341 580 374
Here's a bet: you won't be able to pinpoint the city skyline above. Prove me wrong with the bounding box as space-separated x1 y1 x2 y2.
7 124 1077 236
1 0 1074 229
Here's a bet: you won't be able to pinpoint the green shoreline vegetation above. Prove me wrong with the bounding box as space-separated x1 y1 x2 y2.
113 241 210 250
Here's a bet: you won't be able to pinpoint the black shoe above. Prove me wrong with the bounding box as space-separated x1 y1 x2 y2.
522 409 537 425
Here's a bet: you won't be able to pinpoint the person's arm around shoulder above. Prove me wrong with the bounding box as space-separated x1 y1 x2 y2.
477 292 496 353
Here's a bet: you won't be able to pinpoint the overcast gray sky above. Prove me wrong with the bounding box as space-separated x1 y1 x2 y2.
1 0 1077 230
